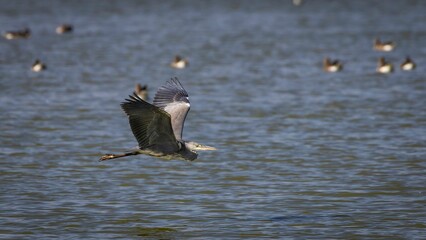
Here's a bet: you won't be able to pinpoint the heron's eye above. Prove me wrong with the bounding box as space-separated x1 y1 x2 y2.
180 97 190 103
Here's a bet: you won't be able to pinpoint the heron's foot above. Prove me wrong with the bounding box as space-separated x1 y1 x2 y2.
99 154 115 161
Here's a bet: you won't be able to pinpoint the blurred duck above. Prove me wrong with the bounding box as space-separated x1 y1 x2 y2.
32 59 47 72
323 58 343 72
400 56 416 71
56 24 73 34
170 55 189 69
3 28 30 39
374 38 395 52
292 0 303 6
376 57 393 74
135 83 148 101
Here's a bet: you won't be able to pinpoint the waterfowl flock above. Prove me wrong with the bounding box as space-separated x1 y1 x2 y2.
3 25 74 72
2 25 192 95
324 37 416 74
2 22 417 97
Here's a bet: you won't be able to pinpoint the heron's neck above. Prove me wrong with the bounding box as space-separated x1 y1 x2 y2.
180 142 198 161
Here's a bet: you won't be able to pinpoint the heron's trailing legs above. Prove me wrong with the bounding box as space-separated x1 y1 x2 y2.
99 151 140 161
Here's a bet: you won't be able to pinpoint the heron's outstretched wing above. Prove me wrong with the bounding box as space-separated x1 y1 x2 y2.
121 93 179 154
153 77 190 141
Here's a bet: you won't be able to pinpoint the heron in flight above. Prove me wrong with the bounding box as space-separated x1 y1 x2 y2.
100 77 216 161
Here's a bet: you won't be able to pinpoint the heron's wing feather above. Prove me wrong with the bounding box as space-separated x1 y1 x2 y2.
153 77 190 140
153 77 189 108
121 93 179 154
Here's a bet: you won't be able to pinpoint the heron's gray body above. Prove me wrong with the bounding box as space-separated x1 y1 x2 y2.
100 77 215 162
133 144 197 161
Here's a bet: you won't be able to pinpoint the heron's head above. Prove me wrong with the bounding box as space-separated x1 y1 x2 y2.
185 141 217 153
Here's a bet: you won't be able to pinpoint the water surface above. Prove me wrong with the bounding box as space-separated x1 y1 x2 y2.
1 0 425 239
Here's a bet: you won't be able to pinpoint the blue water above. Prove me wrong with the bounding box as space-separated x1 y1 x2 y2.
1 0 425 239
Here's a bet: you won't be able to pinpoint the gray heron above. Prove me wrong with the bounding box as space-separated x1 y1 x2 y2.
100 77 216 161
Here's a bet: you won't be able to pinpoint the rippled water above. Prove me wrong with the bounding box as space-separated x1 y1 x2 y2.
1 0 426 239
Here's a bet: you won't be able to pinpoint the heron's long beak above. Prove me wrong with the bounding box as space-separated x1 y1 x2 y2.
197 145 217 151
